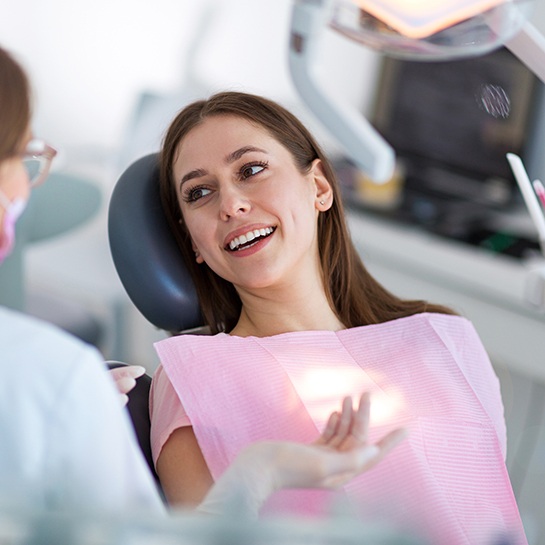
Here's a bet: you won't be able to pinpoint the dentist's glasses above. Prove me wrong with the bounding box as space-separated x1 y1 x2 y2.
22 139 57 187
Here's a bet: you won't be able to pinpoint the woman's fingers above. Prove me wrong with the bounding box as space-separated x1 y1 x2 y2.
318 393 370 448
325 396 354 447
348 392 370 444
317 392 407 456
326 393 372 450
316 411 340 445
315 396 353 447
373 426 409 463
321 425 408 488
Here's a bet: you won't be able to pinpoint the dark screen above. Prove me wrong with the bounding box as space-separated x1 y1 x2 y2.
372 47 538 184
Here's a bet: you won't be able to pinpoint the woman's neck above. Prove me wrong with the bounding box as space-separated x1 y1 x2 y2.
229 284 345 338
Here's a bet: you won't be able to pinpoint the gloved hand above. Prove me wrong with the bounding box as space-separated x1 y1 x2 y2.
197 392 408 516
107 363 147 406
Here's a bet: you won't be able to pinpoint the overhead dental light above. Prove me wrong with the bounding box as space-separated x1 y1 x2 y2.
349 0 518 39
289 0 545 182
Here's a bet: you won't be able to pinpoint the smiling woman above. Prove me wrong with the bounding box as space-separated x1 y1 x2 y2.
170 114 329 303
151 91 528 545
159 92 454 334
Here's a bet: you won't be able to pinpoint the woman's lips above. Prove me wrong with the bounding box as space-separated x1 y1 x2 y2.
226 226 276 251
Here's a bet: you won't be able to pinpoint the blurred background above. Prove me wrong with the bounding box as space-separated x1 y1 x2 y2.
1 0 545 542
0 0 378 363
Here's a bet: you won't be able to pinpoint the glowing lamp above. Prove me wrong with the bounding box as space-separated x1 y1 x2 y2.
331 0 533 60
351 0 519 39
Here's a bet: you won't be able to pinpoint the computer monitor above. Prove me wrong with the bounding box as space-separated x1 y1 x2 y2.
370 46 545 208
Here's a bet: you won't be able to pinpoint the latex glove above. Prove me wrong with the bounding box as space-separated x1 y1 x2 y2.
197 393 407 516
107 363 146 406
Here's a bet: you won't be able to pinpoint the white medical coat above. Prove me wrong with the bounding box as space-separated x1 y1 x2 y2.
0 306 164 514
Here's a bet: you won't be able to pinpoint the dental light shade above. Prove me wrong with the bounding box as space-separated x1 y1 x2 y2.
289 0 545 183
350 0 522 40
331 0 534 61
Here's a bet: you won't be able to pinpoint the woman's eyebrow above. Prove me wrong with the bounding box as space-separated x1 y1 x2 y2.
179 146 267 187
180 168 207 186
225 146 267 164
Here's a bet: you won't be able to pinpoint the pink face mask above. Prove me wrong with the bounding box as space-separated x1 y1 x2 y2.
0 190 27 264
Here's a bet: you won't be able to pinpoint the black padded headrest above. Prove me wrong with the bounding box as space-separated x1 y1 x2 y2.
108 154 202 333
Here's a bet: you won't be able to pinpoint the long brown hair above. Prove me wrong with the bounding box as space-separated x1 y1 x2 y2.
160 91 455 333
0 47 31 162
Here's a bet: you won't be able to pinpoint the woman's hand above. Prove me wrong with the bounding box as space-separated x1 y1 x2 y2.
268 392 408 490
107 364 146 406
197 393 407 516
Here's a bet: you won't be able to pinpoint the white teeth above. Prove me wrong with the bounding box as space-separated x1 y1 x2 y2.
229 227 273 251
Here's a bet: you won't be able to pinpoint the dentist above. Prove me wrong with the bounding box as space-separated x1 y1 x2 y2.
0 46 166 513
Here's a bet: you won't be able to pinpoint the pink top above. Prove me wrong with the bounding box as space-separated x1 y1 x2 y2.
151 313 527 545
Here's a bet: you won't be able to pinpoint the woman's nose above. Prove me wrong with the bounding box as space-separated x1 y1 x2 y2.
218 186 251 220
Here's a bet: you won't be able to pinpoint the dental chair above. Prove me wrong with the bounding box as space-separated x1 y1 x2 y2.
108 153 202 334
108 153 203 484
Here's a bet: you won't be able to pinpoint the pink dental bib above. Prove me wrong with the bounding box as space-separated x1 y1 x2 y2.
153 313 527 545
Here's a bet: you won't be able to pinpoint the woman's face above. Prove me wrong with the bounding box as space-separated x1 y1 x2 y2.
172 115 332 292
0 131 31 236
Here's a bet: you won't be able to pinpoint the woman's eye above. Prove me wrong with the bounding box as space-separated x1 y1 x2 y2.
240 162 267 179
184 186 211 203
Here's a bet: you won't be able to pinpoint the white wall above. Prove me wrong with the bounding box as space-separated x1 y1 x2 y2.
0 0 379 165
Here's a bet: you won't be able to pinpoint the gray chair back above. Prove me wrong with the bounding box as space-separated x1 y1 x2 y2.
108 154 202 333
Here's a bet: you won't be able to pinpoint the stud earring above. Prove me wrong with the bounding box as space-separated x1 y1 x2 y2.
319 200 325 206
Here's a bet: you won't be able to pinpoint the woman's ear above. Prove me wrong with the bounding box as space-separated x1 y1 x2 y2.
191 241 204 264
310 159 333 211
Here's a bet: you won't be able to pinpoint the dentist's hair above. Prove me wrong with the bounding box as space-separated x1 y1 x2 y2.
0 47 31 162
160 91 454 334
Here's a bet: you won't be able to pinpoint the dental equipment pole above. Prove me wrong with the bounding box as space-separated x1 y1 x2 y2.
504 18 545 267
507 153 545 255
507 150 545 308
289 0 396 183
